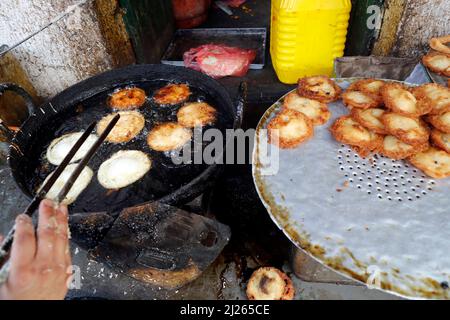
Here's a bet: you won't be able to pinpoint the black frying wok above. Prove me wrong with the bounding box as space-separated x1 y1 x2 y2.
0 64 245 214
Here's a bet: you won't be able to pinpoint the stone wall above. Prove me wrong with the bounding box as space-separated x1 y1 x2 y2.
0 0 114 98
373 0 450 57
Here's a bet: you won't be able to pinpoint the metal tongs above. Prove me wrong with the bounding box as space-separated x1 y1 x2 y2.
0 114 120 281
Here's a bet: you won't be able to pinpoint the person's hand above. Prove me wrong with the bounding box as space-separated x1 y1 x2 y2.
0 199 72 300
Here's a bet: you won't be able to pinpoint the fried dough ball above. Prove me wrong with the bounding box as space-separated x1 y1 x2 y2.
153 83 191 105
246 267 294 300
342 90 381 109
382 113 430 146
97 111 145 144
409 147 450 179
351 108 386 134
427 111 450 133
108 87 146 110
413 83 450 116
422 51 450 77
330 116 383 151
354 79 386 102
147 122 192 152
297 76 341 103
381 83 431 117
430 129 450 153
380 135 429 160
177 102 217 128
267 108 314 149
283 91 331 126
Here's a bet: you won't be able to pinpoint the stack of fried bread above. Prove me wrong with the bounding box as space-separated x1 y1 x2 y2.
267 75 450 179
331 79 450 179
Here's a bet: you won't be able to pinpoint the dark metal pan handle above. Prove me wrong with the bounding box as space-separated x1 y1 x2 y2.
0 83 37 143
233 81 248 129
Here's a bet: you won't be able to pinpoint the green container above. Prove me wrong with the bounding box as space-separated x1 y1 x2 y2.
120 0 175 63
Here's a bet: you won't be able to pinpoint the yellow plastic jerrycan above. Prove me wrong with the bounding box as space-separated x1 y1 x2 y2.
270 0 352 84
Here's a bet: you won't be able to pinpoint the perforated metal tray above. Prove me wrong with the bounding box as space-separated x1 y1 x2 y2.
253 78 450 300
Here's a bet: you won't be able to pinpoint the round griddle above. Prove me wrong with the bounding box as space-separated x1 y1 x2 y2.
252 78 450 300
1 65 243 214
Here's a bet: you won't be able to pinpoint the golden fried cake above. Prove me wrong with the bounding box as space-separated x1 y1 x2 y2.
267 108 314 149
381 83 432 117
246 267 294 301
177 102 217 128
354 78 386 102
153 83 191 105
342 90 381 110
427 111 450 133
351 108 386 134
97 111 145 144
430 129 450 153
382 113 430 146
147 122 192 152
283 91 331 126
413 83 450 116
409 147 450 179
297 76 341 103
108 87 146 110
330 116 383 151
380 135 428 160
422 51 450 77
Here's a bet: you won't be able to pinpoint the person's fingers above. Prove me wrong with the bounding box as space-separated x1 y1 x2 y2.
10 214 36 271
53 204 69 267
65 240 72 269
36 200 58 267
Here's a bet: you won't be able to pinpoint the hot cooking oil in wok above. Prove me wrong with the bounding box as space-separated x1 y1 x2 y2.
27 80 230 213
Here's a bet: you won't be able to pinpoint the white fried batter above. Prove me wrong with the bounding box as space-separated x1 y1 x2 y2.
283 91 331 126
246 267 294 300
267 108 314 149
147 122 192 152
177 102 217 128
46 132 98 166
153 83 191 105
382 112 430 146
98 150 151 189
409 147 450 179
97 111 145 144
42 164 93 205
351 108 386 134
